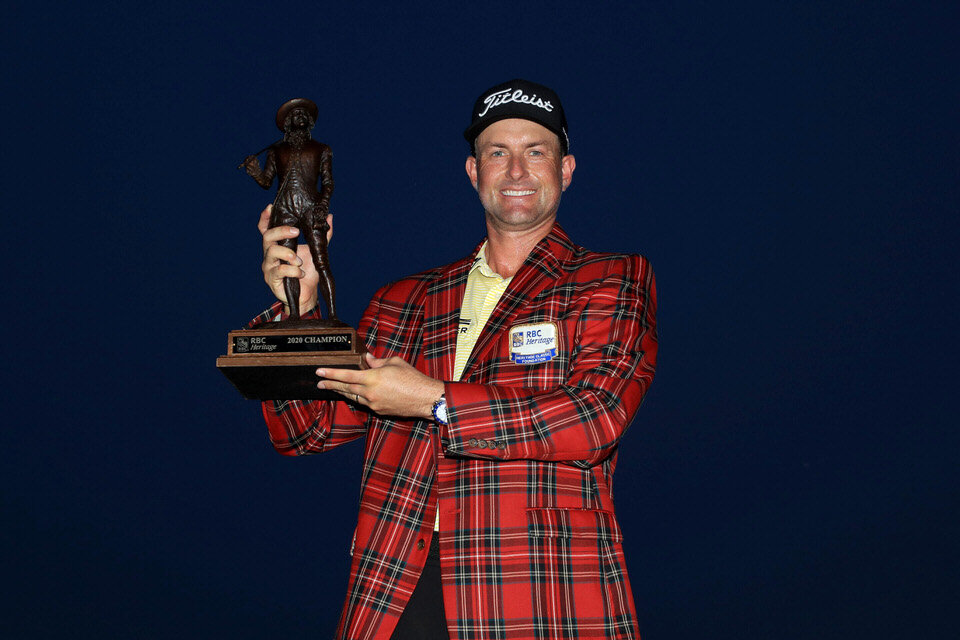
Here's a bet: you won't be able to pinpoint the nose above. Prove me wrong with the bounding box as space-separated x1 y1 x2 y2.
507 154 527 181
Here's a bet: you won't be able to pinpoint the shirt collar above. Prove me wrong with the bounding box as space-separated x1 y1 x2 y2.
470 241 507 280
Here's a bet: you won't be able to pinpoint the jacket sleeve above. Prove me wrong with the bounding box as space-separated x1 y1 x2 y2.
440 255 657 468
251 300 377 456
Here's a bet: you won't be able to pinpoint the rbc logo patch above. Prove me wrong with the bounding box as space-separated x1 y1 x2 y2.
508 322 559 365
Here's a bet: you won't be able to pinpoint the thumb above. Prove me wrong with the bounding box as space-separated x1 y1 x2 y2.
364 351 388 368
257 205 272 235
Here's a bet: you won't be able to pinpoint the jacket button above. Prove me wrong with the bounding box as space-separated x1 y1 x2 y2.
497 441 506 450
478 440 488 448
469 438 478 447
487 440 496 449
417 539 425 550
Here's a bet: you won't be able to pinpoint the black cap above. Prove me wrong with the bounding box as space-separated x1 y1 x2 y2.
463 79 569 154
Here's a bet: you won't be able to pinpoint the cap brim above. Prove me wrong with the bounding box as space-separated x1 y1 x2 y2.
463 114 566 148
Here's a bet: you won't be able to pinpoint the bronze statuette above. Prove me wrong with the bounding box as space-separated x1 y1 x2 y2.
217 98 366 400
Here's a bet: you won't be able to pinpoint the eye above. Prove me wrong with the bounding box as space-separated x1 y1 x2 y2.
490 150 506 157
529 149 544 156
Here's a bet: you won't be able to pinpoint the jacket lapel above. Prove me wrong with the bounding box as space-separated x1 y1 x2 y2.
460 225 574 381
421 248 478 381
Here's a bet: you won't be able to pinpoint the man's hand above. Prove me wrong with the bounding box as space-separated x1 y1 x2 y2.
316 352 445 420
258 205 332 315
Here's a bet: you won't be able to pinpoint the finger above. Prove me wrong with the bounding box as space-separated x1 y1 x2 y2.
265 244 302 266
326 214 334 243
316 367 366 384
262 225 299 245
271 263 305 280
316 379 365 401
265 260 303 280
337 389 367 406
256 205 272 235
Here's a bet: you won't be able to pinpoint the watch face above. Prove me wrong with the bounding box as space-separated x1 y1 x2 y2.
434 398 448 424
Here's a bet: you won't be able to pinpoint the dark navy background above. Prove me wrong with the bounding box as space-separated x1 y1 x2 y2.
4 2 956 638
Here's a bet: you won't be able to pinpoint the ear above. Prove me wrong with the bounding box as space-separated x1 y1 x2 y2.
560 154 576 191
465 156 479 190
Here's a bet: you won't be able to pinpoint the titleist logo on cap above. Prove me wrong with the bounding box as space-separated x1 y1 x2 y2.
464 79 568 153
478 88 555 118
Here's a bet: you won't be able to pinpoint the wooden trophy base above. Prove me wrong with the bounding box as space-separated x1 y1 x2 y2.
216 320 367 400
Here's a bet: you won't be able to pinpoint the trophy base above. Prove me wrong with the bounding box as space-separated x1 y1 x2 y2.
217 323 366 400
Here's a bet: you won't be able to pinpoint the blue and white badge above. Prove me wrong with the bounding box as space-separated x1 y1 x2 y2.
509 322 560 364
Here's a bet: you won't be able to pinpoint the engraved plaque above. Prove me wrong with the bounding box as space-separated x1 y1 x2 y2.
232 332 353 354
217 324 367 401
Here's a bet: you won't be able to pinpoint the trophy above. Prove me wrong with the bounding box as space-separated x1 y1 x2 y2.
217 98 366 400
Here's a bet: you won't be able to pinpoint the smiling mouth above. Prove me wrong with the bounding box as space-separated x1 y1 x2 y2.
502 189 536 196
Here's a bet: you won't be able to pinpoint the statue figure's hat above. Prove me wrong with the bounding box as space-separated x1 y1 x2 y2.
276 98 318 131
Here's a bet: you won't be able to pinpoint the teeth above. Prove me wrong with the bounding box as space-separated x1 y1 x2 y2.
502 190 535 196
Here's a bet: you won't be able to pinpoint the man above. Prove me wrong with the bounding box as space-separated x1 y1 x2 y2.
252 79 658 640
244 98 337 320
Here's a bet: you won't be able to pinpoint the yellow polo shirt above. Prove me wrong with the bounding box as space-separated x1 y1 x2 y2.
437 241 512 530
453 241 514 381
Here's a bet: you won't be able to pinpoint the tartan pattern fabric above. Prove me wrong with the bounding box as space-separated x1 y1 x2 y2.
253 225 658 640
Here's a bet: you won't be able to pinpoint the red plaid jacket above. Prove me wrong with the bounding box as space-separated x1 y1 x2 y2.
253 225 658 640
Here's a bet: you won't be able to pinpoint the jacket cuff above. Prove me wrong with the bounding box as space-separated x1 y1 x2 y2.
441 382 510 458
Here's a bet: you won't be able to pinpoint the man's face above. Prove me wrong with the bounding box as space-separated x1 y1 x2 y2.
466 118 576 235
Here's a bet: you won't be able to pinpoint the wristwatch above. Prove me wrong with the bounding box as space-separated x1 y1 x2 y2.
432 394 448 425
